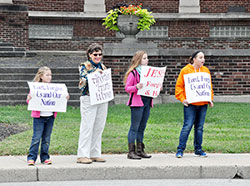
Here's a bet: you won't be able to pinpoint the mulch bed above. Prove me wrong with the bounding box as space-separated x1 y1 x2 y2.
0 123 28 141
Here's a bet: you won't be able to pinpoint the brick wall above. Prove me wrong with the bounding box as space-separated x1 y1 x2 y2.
28 19 250 51
13 0 85 12
103 56 250 95
0 7 29 48
105 0 179 13
200 0 250 13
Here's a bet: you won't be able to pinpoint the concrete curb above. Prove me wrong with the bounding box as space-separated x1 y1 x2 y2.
1 154 250 182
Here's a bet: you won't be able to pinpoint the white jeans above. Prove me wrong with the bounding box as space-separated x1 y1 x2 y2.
77 96 108 158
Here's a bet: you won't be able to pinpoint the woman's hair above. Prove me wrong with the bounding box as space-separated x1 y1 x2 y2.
86 43 103 61
33 66 51 82
188 51 202 64
123 51 146 84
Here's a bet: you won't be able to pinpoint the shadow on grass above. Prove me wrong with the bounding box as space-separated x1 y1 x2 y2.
0 123 29 141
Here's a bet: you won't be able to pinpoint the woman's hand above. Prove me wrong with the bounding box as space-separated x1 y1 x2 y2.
27 94 32 101
95 69 103 74
66 94 70 100
209 101 214 108
182 100 188 107
136 83 143 90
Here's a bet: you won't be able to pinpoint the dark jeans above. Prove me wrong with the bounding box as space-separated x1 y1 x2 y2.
128 96 151 144
177 104 208 152
27 116 54 162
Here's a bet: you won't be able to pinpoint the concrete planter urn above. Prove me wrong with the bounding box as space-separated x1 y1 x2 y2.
117 15 140 43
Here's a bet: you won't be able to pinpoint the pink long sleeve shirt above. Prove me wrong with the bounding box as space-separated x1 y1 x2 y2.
125 70 153 107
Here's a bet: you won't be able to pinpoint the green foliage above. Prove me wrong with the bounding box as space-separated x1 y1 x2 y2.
102 9 120 31
102 4 156 32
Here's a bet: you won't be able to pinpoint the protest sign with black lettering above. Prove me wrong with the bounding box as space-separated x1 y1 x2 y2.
27 82 68 112
88 68 114 105
137 66 166 98
184 72 212 103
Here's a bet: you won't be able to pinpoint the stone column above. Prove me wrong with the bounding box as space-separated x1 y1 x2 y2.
0 0 13 4
179 0 200 13
84 0 105 13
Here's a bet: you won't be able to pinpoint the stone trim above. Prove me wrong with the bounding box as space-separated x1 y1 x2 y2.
103 47 250 57
84 0 105 13
0 0 12 4
179 0 200 13
28 11 106 19
159 49 250 57
28 11 250 21
154 13 250 21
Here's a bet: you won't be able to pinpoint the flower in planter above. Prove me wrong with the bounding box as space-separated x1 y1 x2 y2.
102 4 156 32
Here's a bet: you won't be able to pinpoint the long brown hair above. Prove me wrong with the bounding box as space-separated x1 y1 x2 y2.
123 51 146 84
33 66 51 82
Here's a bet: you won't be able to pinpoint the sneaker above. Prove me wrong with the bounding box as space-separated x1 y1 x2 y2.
76 157 92 164
194 150 207 157
27 160 35 166
42 159 52 165
176 150 183 158
90 157 106 163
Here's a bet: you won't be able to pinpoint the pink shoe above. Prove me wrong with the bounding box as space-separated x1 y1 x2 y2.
42 159 52 165
27 160 35 166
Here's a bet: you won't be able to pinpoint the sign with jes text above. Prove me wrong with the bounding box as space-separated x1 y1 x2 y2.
137 66 166 98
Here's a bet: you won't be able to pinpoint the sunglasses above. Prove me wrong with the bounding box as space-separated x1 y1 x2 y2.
93 53 103 57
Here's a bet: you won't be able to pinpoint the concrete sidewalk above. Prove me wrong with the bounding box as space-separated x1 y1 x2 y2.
1 153 250 183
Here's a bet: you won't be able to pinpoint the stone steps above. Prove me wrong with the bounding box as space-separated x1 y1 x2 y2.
0 43 36 57
0 67 81 106
0 80 79 87
0 41 84 106
0 73 78 80
0 67 78 73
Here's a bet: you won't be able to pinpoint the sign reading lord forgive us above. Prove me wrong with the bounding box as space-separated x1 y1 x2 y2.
88 68 114 105
27 82 69 112
184 72 212 104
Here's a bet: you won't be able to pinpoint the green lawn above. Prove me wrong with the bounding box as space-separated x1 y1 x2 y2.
0 103 250 155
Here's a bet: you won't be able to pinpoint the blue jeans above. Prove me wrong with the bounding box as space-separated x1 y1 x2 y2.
128 96 151 143
177 104 208 152
27 116 54 162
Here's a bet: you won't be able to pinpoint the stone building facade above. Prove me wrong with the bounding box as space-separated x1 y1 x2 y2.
0 0 250 102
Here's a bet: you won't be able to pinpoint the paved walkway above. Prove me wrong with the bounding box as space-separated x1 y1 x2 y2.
1 153 250 183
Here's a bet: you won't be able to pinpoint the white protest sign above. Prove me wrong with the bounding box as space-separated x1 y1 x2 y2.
27 82 68 112
137 66 166 98
88 68 114 105
184 72 212 103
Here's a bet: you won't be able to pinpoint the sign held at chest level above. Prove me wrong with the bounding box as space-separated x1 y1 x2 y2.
138 66 166 98
27 82 68 112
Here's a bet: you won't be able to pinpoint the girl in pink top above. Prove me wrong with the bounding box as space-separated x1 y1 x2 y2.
124 51 153 160
26 66 69 166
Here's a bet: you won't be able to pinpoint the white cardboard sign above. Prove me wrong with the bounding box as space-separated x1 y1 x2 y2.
184 72 212 103
27 82 68 112
88 68 114 105
137 66 166 98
